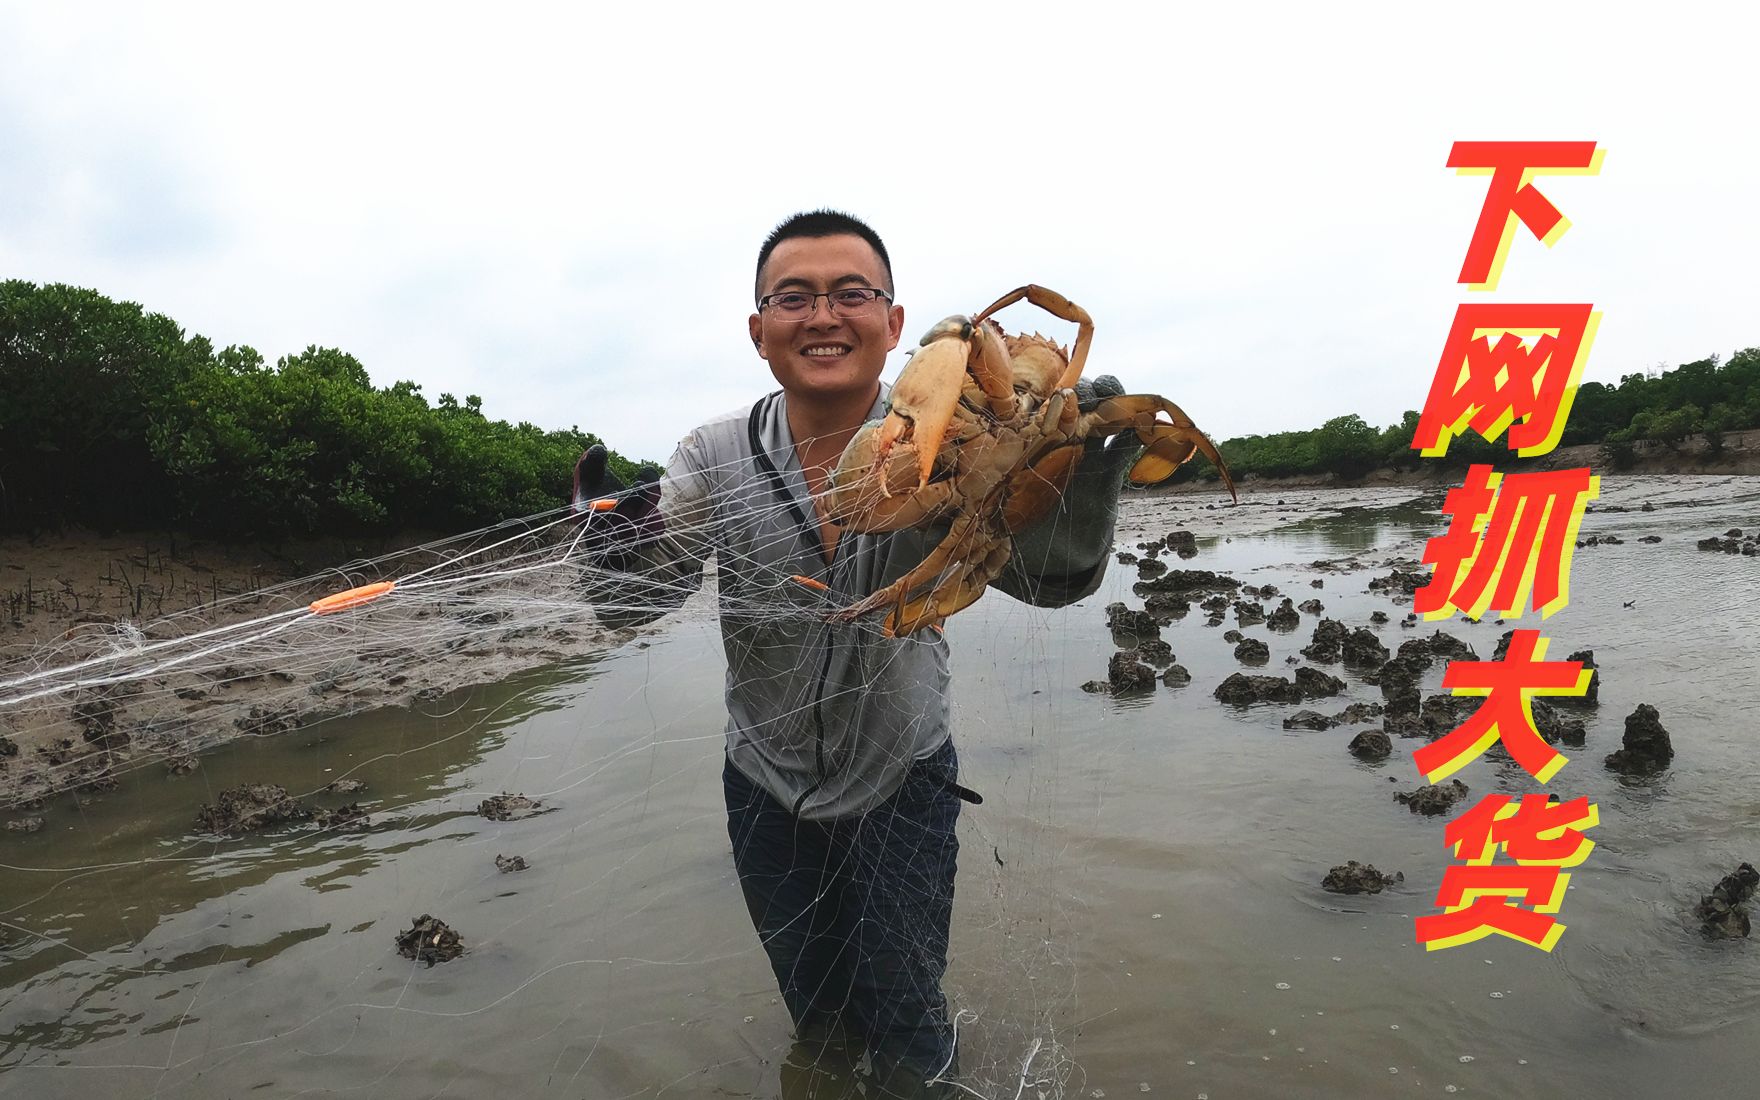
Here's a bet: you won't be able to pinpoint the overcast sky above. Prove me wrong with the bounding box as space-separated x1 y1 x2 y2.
3 3 1755 465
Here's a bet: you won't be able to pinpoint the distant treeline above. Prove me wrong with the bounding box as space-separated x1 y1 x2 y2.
1179 347 1760 485
3 280 1755 536
1 281 642 536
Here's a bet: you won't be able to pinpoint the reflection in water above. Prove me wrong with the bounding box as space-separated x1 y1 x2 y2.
0 658 601 1064
1272 496 1446 554
3 477 1760 1098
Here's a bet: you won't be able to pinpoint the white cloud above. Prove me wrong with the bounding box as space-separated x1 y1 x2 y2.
3 2 1755 465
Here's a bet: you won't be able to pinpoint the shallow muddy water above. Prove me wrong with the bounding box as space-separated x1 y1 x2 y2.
3 474 1759 1098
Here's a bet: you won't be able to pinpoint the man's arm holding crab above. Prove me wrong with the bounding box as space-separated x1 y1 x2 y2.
988 374 1140 608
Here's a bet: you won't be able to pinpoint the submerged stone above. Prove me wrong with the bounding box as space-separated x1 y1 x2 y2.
1322 860 1404 894
395 914 464 966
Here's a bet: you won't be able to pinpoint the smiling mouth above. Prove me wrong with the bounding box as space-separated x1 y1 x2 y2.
801 345 852 357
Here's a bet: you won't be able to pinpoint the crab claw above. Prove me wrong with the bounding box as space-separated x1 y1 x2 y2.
1079 394 1238 502
874 317 976 489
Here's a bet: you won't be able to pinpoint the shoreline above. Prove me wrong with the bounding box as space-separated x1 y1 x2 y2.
0 524 661 811
1155 427 1760 493
4 454 1755 814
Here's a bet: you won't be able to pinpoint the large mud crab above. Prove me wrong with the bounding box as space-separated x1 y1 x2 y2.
815 284 1237 637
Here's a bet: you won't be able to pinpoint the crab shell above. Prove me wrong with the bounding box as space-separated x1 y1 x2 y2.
814 285 1235 636
821 323 1076 534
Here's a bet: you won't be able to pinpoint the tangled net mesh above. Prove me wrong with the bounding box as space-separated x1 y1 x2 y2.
0 449 1117 1098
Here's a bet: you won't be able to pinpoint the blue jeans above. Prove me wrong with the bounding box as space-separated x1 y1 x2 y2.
724 740 962 1091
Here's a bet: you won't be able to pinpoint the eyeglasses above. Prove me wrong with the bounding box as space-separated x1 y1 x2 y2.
757 287 892 321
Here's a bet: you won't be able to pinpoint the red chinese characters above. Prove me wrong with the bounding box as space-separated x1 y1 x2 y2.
1410 140 1604 954
1413 795 1598 951
1448 141 1602 290
1412 630 1592 784
1411 304 1601 458
1416 464 1600 620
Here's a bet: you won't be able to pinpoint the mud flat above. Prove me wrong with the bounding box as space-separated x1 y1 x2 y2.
0 527 675 809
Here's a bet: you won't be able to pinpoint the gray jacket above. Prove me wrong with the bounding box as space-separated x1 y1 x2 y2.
615 385 1120 819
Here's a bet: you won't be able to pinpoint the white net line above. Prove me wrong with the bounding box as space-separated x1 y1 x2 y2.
0 445 1122 1097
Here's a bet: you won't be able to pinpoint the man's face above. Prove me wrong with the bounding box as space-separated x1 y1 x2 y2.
748 233 904 406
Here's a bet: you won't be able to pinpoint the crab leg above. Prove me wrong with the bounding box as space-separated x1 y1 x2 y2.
1077 394 1237 501
831 512 992 625
884 536 1015 637
974 284 1094 391
823 477 957 534
1000 391 1084 532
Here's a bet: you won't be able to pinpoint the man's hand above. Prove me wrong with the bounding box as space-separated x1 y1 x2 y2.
993 373 1140 607
1072 373 1142 487
572 444 664 570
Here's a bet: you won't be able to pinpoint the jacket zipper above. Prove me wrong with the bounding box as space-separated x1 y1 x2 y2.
747 398 841 816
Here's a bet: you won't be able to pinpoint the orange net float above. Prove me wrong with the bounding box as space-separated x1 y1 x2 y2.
309 581 396 615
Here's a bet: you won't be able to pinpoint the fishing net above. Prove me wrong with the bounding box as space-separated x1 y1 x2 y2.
0 450 1129 1098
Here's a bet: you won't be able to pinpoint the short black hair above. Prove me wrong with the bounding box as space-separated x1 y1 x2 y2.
754 209 893 305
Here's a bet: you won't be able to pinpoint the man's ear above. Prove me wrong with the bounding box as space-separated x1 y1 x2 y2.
748 313 766 358
885 302 905 352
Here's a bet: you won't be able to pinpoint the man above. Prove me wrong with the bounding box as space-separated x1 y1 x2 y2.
576 210 1138 1097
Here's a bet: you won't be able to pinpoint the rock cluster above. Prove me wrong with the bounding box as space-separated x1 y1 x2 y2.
478 793 543 821
1342 628 1389 667
1696 863 1760 938
1605 704 1673 774
1395 779 1470 816
1234 637 1270 664
1322 861 1404 894
1083 650 1185 694
1214 667 1345 705
1697 528 1760 555
1282 702 1384 731
1106 602 1161 638
1348 729 1392 761
1368 562 1430 597
1143 592 1191 621
1302 619 1349 662
1266 599 1301 632
314 803 369 829
395 914 464 966
1554 650 1600 707
196 784 313 833
71 683 136 750
1135 637 1175 666
1134 569 1241 600
234 704 300 736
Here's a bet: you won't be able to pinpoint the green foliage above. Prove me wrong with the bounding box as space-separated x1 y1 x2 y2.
1314 415 1382 480
1600 439 1637 470
0 281 211 529
1193 347 1760 485
7 279 1754 532
1 281 641 536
